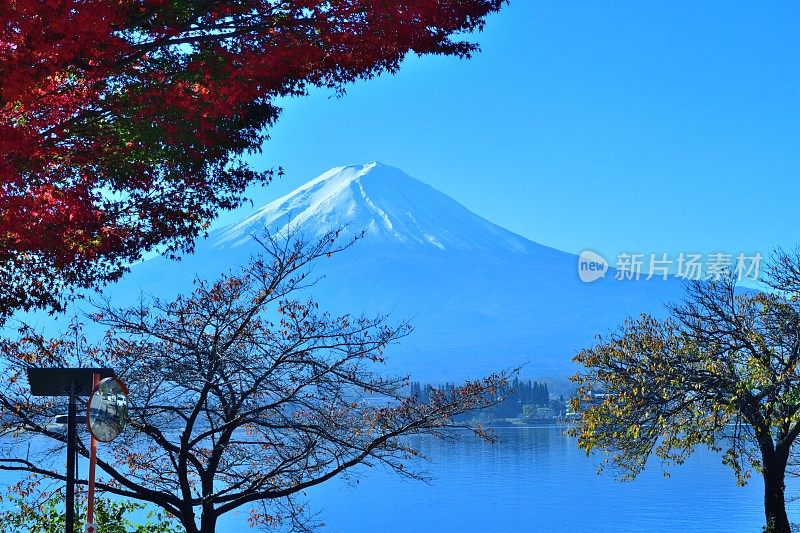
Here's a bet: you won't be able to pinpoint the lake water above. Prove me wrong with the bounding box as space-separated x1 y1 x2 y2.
4 427 796 531
250 426 799 533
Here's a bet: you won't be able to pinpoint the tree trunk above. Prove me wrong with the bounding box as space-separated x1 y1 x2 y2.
181 520 199 533
179 507 199 533
762 452 791 533
200 510 217 533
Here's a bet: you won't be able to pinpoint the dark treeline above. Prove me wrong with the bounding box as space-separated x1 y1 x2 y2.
410 377 566 421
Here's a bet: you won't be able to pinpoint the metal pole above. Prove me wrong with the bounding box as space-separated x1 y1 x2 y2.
86 372 100 531
65 380 76 533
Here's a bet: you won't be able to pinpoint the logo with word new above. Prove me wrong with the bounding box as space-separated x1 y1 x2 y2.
578 251 608 283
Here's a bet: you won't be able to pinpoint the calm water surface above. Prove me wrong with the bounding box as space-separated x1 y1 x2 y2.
236 426 799 533
3 427 796 532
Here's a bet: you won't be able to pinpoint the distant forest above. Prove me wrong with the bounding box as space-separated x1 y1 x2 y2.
410 377 568 422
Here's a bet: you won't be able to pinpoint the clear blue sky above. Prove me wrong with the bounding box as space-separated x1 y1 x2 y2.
217 1 799 262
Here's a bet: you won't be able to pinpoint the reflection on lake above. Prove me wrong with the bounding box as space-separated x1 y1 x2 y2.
282 426 799 533
3 426 796 531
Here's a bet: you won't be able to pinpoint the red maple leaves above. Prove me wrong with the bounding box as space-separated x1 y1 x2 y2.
0 0 505 319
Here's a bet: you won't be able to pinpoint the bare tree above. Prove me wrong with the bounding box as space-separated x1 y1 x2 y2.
0 229 509 532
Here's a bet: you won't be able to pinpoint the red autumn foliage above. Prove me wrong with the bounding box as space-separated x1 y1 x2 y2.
0 0 505 320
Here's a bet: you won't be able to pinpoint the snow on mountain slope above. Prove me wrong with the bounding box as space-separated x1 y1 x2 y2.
101 162 683 380
214 162 540 254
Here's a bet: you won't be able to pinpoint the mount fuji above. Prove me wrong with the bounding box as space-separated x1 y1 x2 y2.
104 162 682 381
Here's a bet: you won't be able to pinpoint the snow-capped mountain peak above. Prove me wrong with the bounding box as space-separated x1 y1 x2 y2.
97 161 682 381
213 162 536 254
